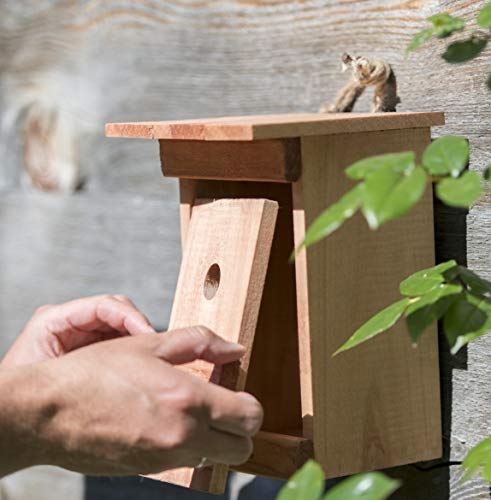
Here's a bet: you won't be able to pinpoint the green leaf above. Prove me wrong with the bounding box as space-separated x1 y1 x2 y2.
334 298 410 355
277 460 324 500
442 37 488 64
362 166 426 229
405 284 462 343
345 152 416 180
443 291 491 354
422 136 469 177
427 13 465 38
436 170 482 208
406 28 434 55
293 184 364 255
400 260 458 296
462 436 491 483
477 2 491 27
457 266 491 297
487 73 491 90
324 472 401 500
484 164 491 182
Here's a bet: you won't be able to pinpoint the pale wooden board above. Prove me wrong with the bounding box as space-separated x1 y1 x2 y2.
106 112 444 141
294 128 442 477
178 180 304 437
1 0 490 497
292 182 314 440
149 198 278 493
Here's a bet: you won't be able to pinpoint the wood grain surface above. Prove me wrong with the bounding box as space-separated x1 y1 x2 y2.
149 198 278 493
159 138 301 182
1 1 490 498
106 112 444 140
178 180 304 437
231 431 314 479
294 127 442 477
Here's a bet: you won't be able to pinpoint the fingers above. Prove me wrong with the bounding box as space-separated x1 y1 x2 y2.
155 326 246 365
54 295 155 336
193 428 253 466
154 327 262 437
151 326 261 460
112 295 137 308
96 295 156 335
36 296 156 356
203 384 263 438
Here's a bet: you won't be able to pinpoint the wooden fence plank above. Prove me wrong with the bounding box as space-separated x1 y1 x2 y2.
0 192 181 354
1 1 490 498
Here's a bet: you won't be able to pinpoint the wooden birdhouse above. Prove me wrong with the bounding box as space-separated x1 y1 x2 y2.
106 112 444 494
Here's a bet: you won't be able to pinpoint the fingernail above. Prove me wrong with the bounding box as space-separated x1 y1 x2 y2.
237 392 260 405
229 342 246 351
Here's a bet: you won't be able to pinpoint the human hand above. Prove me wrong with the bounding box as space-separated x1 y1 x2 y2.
1 295 155 368
28 326 262 475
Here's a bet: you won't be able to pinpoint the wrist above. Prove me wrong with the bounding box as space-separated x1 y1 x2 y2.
0 362 62 475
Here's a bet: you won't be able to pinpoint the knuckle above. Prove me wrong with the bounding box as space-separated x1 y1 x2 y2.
113 294 129 302
98 294 113 302
96 295 117 312
97 294 117 309
172 385 202 413
165 420 198 450
34 304 53 316
193 325 214 342
188 325 215 355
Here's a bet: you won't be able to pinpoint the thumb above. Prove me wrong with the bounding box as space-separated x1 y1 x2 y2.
155 326 246 365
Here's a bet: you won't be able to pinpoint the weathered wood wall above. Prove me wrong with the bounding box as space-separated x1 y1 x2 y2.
0 1 490 499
